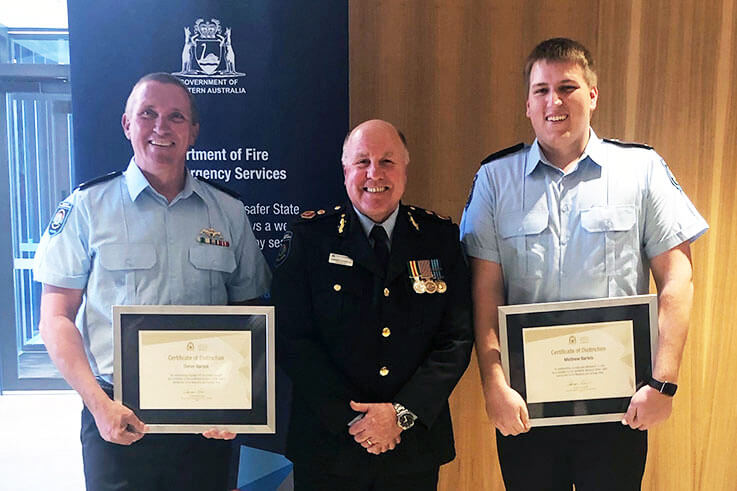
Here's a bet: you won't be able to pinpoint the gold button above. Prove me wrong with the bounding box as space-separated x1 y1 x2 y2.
382 327 391 338
383 288 390 297
333 284 342 292
379 366 389 377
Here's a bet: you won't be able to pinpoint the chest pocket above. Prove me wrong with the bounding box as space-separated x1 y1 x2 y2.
580 205 637 293
99 243 156 302
189 245 237 273
498 210 548 278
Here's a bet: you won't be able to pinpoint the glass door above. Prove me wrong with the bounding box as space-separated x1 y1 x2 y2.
1 82 73 390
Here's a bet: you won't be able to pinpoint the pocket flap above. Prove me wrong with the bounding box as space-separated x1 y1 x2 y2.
498 211 548 238
189 245 237 273
99 243 156 271
581 206 636 232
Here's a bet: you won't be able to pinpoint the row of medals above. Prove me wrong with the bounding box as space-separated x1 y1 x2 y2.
412 277 447 294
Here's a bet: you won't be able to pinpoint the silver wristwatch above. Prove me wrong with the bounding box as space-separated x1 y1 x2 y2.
393 403 417 430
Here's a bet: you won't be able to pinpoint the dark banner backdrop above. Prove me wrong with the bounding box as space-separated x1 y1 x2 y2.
67 1 348 488
68 0 348 266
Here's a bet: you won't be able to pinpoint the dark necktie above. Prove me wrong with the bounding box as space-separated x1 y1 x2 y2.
370 225 390 274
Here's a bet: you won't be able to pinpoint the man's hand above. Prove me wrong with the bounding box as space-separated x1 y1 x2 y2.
91 398 147 445
621 385 673 430
486 383 530 436
347 401 402 455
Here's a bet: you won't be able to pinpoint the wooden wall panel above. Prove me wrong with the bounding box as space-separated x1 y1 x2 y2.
349 1 737 489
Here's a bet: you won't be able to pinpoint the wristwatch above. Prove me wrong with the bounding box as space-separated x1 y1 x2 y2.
647 376 678 396
392 403 417 430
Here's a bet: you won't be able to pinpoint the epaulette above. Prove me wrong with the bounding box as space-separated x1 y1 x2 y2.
480 143 525 165
603 138 653 150
76 171 122 190
405 205 454 232
298 204 344 222
195 176 242 200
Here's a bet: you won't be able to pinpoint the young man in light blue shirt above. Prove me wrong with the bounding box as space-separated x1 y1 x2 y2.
461 38 707 490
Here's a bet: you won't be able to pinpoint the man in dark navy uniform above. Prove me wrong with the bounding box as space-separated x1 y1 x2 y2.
272 119 473 490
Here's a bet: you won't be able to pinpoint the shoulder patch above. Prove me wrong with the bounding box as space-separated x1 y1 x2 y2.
465 174 479 211
275 230 293 267
480 143 525 165
659 159 682 191
195 176 242 200
47 201 73 236
77 171 122 190
602 138 653 150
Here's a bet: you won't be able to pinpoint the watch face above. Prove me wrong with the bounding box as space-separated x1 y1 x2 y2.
399 413 415 429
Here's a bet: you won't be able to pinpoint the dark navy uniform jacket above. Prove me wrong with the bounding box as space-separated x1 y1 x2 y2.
272 202 473 476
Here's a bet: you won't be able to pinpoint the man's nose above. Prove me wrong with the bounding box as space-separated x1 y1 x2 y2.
549 91 563 106
366 161 383 179
154 116 170 133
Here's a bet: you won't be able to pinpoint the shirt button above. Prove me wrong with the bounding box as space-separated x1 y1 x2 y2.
383 288 390 297
382 327 391 338
333 284 342 292
125 258 132 267
561 203 569 212
379 366 389 377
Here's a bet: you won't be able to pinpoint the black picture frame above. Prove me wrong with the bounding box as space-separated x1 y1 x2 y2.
499 295 657 426
113 305 275 433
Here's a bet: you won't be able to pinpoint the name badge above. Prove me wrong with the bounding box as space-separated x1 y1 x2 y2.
329 253 354 267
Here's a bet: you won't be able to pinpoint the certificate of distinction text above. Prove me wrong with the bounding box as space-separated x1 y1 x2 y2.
138 330 252 410
522 321 636 404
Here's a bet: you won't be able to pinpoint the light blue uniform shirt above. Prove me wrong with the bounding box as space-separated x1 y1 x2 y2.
33 159 272 381
460 130 708 305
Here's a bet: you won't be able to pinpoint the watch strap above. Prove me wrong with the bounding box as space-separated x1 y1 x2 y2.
647 376 677 396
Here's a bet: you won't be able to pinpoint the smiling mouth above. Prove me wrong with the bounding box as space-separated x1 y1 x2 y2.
364 186 390 193
546 115 568 122
149 139 174 147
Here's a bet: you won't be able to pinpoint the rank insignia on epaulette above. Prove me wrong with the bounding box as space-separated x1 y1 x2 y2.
301 210 316 219
338 213 346 235
48 201 73 237
407 211 420 232
197 228 230 247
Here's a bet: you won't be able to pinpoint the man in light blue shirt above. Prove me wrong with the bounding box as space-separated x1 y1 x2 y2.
460 38 707 490
33 72 271 491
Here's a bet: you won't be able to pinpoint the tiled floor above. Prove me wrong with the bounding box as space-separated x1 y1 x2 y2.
0 391 84 490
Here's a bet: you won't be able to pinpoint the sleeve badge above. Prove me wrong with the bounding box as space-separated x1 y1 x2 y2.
47 202 73 237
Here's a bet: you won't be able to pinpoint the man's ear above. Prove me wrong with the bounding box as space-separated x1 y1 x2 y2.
121 113 131 140
589 86 599 111
189 122 200 147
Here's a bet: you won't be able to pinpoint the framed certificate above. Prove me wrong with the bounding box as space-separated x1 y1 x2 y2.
498 295 657 427
113 305 275 434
